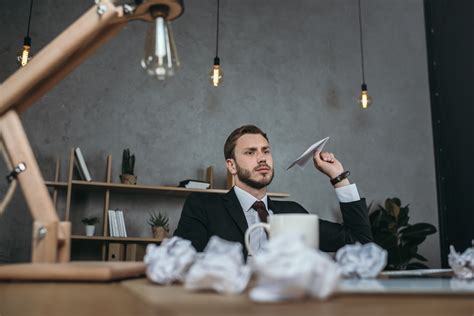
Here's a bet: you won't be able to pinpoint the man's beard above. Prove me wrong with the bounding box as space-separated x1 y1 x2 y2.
235 162 274 189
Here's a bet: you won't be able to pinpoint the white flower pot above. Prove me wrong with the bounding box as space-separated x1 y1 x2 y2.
85 225 95 236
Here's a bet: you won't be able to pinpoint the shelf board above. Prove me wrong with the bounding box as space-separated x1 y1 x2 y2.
70 180 289 198
45 181 68 188
71 235 161 243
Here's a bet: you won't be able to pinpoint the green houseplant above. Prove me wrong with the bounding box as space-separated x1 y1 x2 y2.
120 148 137 184
81 216 99 236
369 197 437 270
148 212 169 241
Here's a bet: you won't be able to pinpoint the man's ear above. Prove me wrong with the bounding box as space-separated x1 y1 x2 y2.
226 159 237 175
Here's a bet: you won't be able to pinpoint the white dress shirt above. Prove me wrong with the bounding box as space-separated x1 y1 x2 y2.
233 183 360 259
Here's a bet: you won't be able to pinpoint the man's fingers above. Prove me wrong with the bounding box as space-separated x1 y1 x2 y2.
313 150 323 167
328 152 335 162
318 151 336 163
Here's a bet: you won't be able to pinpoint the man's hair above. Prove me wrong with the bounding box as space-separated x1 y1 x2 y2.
224 125 269 160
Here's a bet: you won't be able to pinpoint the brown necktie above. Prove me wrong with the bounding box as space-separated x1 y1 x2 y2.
252 201 269 223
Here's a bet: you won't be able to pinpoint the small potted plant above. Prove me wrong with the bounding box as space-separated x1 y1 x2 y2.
148 212 169 241
81 216 99 236
120 148 137 185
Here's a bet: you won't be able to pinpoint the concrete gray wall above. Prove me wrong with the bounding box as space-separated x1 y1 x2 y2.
0 0 439 266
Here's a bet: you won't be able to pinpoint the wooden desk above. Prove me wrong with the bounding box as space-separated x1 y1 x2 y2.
1 278 473 316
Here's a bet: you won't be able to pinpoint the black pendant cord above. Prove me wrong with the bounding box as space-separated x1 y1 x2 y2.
215 0 220 59
358 0 366 85
26 0 34 38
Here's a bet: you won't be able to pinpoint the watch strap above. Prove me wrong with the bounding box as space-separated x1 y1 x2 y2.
330 171 350 185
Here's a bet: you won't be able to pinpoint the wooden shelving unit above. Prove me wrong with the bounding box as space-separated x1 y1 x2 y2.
47 148 289 261
45 181 68 187
70 180 289 198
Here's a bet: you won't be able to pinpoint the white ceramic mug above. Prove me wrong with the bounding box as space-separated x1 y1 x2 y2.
244 213 319 256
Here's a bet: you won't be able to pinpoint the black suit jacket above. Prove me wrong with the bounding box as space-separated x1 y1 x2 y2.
174 188 373 258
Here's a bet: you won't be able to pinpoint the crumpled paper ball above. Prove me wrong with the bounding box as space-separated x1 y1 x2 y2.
144 236 197 284
249 233 340 302
448 243 474 280
184 236 251 295
335 242 387 278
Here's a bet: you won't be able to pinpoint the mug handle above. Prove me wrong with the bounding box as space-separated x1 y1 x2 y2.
244 222 270 257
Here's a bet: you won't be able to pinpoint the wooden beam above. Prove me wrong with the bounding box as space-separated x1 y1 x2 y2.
31 221 58 263
0 111 59 223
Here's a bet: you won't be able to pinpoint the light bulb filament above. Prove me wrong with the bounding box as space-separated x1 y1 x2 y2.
358 87 372 109
210 65 223 87
361 91 369 108
21 46 30 66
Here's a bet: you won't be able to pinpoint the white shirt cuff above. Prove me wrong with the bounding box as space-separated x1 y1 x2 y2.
335 183 360 203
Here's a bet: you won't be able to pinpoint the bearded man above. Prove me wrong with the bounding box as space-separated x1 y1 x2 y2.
174 125 372 258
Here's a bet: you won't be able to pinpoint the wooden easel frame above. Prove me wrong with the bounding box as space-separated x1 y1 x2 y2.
0 0 183 267
0 111 71 262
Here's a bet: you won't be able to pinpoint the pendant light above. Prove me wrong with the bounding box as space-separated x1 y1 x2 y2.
141 4 181 80
357 0 372 109
209 0 223 87
17 0 34 67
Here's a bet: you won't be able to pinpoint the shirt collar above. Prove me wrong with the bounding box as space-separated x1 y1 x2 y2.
233 185 268 213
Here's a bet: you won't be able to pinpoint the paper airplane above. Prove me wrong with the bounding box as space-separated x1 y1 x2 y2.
287 137 329 170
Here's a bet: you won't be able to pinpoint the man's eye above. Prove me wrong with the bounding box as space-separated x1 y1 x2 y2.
245 151 254 155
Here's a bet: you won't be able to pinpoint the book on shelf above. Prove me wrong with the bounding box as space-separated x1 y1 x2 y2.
178 179 210 189
107 209 119 237
108 209 127 237
116 211 124 237
116 210 128 238
74 147 92 181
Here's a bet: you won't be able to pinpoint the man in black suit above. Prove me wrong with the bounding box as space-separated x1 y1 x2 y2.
175 125 372 258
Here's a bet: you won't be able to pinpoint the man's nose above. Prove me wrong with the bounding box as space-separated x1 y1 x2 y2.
257 152 266 162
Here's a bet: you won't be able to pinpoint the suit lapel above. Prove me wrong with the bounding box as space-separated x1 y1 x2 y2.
268 197 282 214
222 188 248 235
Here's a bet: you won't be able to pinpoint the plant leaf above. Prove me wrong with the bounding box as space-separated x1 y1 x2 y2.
391 197 401 207
379 208 397 226
399 223 437 238
402 236 426 249
397 206 409 227
373 231 398 249
385 198 401 219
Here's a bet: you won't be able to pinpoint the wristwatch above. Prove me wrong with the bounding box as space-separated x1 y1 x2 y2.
330 171 350 185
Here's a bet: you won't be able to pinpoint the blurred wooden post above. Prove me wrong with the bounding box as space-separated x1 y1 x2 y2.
205 166 214 189
0 111 70 262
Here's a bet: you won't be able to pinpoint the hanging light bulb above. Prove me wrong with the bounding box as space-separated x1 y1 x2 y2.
17 37 32 67
358 83 372 109
357 0 373 109
17 0 34 67
209 0 223 87
141 6 180 80
209 57 223 87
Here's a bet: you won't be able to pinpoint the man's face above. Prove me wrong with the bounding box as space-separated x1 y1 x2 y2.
227 133 274 189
